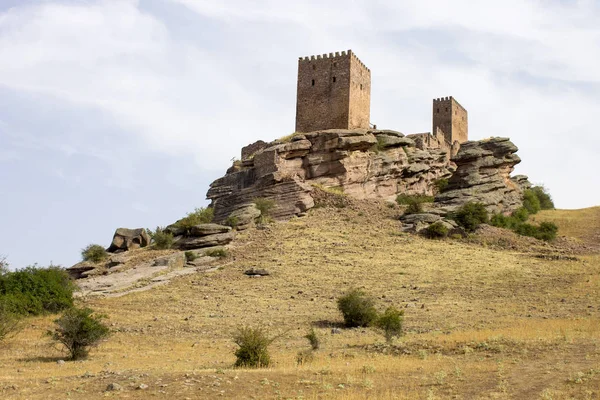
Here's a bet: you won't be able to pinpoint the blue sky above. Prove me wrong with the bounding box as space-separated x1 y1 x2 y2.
1 0 599 269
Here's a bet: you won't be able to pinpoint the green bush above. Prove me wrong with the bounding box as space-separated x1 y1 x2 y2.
81 244 107 263
451 202 489 232
0 265 75 316
0 302 21 342
522 189 541 215
48 307 110 360
233 326 274 368
205 248 228 258
434 178 449 194
337 288 379 328
0 256 8 276
174 207 214 232
512 207 530 222
375 306 404 343
404 199 423 214
424 222 449 239
152 227 174 250
253 198 275 224
305 328 320 351
515 222 558 241
225 215 239 229
184 251 197 263
531 186 554 210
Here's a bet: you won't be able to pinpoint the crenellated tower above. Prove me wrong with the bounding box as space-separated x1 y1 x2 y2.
432 96 468 144
295 50 371 133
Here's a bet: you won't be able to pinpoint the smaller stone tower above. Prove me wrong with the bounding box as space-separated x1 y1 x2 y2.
295 50 371 133
432 96 468 144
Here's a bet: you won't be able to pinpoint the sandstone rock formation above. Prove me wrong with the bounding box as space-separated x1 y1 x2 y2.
434 137 529 215
207 129 455 223
164 223 236 250
107 228 150 253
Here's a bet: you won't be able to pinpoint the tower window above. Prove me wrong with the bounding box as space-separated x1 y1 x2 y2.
360 84 363 90
312 64 316 70
445 108 448 112
333 76 336 82
333 62 337 67
436 108 439 113
311 79 315 86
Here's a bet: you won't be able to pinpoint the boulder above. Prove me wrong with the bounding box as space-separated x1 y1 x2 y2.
188 224 231 237
66 261 98 279
227 204 261 230
107 228 150 253
175 231 235 250
153 252 186 269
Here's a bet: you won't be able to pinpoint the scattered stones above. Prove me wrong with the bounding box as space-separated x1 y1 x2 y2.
331 328 342 334
56 360 65 366
137 383 149 390
107 228 150 253
106 383 122 392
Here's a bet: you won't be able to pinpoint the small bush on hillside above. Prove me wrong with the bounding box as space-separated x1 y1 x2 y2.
375 306 404 343
305 328 320 351
434 178 449 194
233 326 274 368
0 265 74 316
205 248 228 258
0 303 21 342
174 207 214 232
424 222 449 239
152 227 174 250
522 189 541 215
512 207 530 222
337 288 378 328
531 186 554 210
253 198 275 224
296 349 315 366
81 244 107 263
184 251 197 263
224 215 239 229
515 221 558 241
48 307 110 360
451 202 489 232
404 199 423 214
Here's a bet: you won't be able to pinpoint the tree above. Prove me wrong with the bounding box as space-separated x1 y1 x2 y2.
48 307 110 360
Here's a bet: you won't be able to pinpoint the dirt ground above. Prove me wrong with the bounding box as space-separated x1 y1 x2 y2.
1 201 599 399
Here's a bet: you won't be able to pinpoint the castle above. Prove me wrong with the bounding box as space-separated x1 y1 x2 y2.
295 50 468 150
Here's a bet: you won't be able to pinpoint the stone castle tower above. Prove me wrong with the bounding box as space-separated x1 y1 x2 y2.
295 50 371 133
432 96 468 144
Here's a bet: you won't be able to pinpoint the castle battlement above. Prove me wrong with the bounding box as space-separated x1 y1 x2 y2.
298 50 371 72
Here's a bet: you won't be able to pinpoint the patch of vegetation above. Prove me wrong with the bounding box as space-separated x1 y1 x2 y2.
253 198 275 224
434 178 449 194
296 349 315 366
0 256 8 276
0 265 75 316
278 132 302 143
530 185 554 210
0 302 21 342
450 202 489 232
375 306 404 343
305 328 320 351
205 248 228 258
151 227 174 250
337 288 379 328
81 244 107 263
184 251 197 263
515 221 558 241
522 189 541 215
312 184 349 209
233 326 274 368
424 222 449 239
174 207 214 232
225 215 239 229
48 307 110 360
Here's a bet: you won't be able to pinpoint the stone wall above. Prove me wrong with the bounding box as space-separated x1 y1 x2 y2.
295 50 370 133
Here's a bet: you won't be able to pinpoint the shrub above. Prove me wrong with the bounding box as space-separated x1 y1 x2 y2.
233 326 274 367
81 244 107 263
451 202 488 232
434 178 449 194
522 189 541 215
531 186 554 210
205 248 228 258
375 306 404 343
184 251 197 263
0 302 21 342
536 222 559 241
253 198 275 224
337 288 378 328
404 199 423 214
512 207 529 222
174 207 214 232
152 227 174 250
0 265 75 316
224 215 239 229
296 349 314 366
0 256 8 275
305 328 320 351
424 222 449 239
48 307 110 360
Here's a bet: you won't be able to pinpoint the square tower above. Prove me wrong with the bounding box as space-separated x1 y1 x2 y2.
432 96 468 144
295 50 371 133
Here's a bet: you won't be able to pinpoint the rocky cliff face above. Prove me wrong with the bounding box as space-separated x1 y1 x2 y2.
207 129 455 224
434 137 529 214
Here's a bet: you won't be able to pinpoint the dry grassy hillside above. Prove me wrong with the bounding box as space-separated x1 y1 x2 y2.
1 201 600 399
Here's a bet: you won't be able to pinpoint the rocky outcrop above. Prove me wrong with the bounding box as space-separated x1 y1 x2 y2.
434 137 530 215
171 224 235 250
107 228 150 253
207 129 455 223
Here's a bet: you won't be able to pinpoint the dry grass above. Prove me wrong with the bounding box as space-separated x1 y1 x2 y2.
1 200 600 399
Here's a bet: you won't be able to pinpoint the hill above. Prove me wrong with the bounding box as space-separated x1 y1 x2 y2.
1 201 599 399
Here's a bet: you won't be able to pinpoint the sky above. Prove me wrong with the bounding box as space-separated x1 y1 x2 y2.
1 0 599 270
